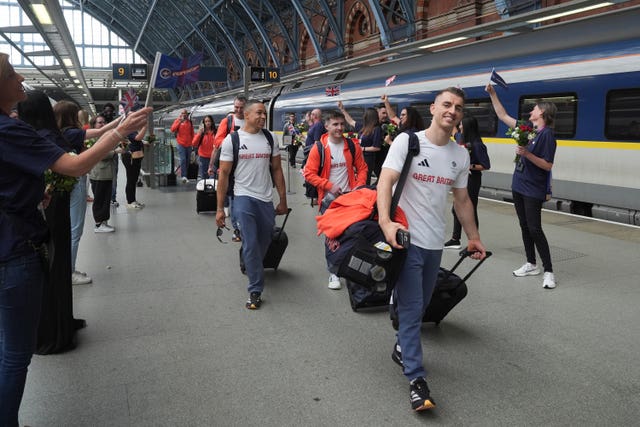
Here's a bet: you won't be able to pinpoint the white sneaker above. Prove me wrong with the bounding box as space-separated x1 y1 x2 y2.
543 272 556 289
94 222 115 233
127 202 143 210
72 271 92 285
181 177 188 183
513 262 540 277
134 201 145 208
328 274 342 290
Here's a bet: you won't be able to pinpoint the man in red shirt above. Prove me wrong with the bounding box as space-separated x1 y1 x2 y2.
170 109 195 183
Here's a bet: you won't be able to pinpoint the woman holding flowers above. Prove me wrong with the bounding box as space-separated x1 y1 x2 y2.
338 103 381 185
486 83 557 289
0 53 151 426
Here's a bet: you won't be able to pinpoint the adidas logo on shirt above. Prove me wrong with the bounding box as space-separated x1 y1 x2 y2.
417 158 429 167
240 144 248 150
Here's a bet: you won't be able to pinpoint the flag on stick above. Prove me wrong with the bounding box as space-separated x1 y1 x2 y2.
385 74 397 87
120 88 140 114
325 85 341 97
490 68 508 90
154 52 203 89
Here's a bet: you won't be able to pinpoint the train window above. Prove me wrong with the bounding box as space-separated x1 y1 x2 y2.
605 89 640 141
410 102 432 128
519 93 577 139
464 99 498 137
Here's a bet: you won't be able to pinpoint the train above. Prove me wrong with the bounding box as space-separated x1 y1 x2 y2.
157 7 640 225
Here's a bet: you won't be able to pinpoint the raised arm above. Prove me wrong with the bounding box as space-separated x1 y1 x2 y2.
381 94 398 123
485 84 517 128
337 101 356 128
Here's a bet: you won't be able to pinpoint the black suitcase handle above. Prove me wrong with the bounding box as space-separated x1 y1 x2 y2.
275 208 292 241
443 249 493 284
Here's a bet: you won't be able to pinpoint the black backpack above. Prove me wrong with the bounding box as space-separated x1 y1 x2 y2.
213 129 275 196
303 137 357 201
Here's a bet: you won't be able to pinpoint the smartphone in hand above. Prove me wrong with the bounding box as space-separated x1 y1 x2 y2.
396 229 410 248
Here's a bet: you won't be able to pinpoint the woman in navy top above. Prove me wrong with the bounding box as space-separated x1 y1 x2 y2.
445 116 491 249
338 103 382 185
486 83 557 289
0 53 152 426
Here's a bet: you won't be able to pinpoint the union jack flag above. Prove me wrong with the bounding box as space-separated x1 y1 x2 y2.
120 88 140 114
325 85 341 97
385 74 397 87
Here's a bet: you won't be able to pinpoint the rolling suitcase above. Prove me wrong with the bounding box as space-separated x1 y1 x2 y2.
240 208 291 273
187 161 199 180
195 179 216 213
346 279 393 312
391 250 492 328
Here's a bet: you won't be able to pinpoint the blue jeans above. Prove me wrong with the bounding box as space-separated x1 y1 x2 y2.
233 196 274 294
395 245 442 381
0 252 45 427
69 175 87 271
177 145 192 179
199 156 210 179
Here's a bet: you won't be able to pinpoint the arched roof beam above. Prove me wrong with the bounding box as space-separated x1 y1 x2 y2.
195 0 247 70
290 0 324 65
367 0 391 49
162 9 224 66
234 0 279 67
319 0 344 48
224 4 267 67
260 1 299 65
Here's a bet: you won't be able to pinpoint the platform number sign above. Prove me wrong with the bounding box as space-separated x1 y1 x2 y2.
113 63 130 80
249 67 280 83
265 67 280 83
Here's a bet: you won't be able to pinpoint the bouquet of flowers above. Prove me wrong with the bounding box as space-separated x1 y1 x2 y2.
85 138 97 148
44 169 77 193
506 121 537 162
293 122 307 145
382 122 399 140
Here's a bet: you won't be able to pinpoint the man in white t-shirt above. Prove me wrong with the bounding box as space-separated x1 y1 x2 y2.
215 100 288 310
377 87 487 412
209 95 247 241
303 110 367 289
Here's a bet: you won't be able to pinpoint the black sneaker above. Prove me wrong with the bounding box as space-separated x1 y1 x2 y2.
444 239 461 249
246 292 262 309
392 343 403 368
410 377 436 411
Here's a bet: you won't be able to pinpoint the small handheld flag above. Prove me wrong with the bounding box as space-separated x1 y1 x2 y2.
120 88 140 114
490 68 508 90
385 74 397 87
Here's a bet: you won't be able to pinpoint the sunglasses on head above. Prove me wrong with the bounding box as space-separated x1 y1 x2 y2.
216 225 230 244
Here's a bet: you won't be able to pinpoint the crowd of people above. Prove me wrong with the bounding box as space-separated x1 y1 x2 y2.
1 44 560 421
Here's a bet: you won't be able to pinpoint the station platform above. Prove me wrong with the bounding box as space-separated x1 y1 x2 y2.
21 159 640 426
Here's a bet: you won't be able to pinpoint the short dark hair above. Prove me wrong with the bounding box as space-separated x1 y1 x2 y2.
435 87 466 103
17 90 58 131
536 100 557 128
244 99 264 111
324 110 345 122
235 95 247 103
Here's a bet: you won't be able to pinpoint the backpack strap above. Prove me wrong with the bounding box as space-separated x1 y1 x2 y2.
225 114 235 136
227 131 240 196
315 140 325 175
389 132 420 217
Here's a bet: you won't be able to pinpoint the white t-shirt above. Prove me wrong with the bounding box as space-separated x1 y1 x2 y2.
327 140 350 193
232 117 245 130
382 131 470 249
220 129 280 203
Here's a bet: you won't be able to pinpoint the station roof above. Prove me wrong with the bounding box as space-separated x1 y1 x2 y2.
6 0 637 112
